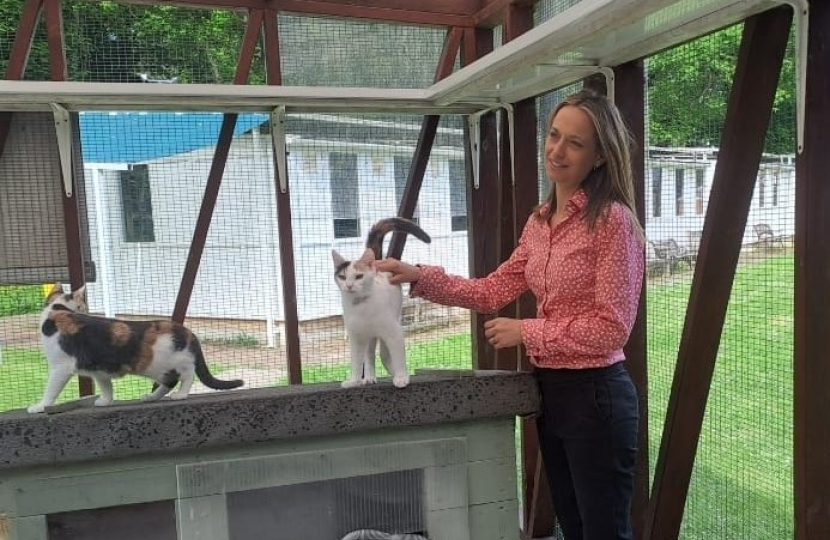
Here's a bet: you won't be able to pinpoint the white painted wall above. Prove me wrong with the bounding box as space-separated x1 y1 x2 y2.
83 132 469 325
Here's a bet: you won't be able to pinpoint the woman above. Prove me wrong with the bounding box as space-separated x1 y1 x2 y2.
375 90 644 540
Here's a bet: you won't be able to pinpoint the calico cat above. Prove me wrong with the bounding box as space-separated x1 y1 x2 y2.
27 285 243 413
332 217 431 389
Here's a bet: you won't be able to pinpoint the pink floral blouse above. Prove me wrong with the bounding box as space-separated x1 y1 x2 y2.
411 189 644 369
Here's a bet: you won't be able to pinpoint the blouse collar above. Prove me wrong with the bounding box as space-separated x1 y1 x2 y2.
540 188 588 218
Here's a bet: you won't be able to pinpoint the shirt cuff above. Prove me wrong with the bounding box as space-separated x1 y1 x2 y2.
409 264 442 298
521 317 568 357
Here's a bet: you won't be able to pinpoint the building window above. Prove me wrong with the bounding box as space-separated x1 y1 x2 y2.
330 152 360 239
393 156 419 224
675 169 685 216
772 172 779 207
759 172 766 208
449 159 467 231
695 169 706 215
651 167 662 218
120 165 155 242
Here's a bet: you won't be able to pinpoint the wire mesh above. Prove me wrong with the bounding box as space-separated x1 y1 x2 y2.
278 14 447 88
645 23 795 540
534 0 585 25
0 108 473 411
283 113 471 384
0 3 800 539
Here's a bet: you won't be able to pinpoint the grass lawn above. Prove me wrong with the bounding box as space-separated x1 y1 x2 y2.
647 252 794 539
0 253 795 538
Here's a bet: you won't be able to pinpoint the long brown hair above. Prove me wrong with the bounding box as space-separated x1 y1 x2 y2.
534 90 643 240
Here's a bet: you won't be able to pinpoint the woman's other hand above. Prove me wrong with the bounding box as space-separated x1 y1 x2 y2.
374 258 422 286
484 317 524 349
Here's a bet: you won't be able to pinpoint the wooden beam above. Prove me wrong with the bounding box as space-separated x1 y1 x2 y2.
471 0 535 28
262 10 303 385
44 0 93 396
494 3 533 372
795 1 830 539
614 59 649 540
387 27 463 259
643 7 792 540
462 26 498 371
43 0 67 81
172 8 261 325
92 0 478 27
5 0 43 79
0 0 43 165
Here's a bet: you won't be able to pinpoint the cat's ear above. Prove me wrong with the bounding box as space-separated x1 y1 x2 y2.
358 249 376 265
331 250 347 267
45 283 64 305
73 285 87 303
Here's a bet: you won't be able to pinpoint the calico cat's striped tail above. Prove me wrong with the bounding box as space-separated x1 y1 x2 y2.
191 338 244 390
365 217 431 259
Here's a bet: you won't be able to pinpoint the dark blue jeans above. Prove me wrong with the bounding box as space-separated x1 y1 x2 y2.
535 362 639 540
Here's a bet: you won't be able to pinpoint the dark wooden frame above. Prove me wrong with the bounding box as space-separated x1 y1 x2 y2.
2 1 829 538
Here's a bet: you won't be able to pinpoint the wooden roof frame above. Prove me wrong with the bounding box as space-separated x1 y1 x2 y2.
0 0 805 125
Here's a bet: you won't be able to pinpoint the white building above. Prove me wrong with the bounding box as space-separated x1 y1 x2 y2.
79 112 470 342
644 146 795 251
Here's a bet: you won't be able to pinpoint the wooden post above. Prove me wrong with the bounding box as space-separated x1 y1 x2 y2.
644 8 793 539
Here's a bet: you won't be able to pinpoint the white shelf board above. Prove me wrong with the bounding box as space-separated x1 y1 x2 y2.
430 0 786 106
0 0 790 114
0 81 489 114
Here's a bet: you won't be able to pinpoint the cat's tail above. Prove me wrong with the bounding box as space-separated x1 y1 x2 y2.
365 217 431 259
192 339 244 390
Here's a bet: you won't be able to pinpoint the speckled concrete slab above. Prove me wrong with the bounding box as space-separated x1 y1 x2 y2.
0 370 539 469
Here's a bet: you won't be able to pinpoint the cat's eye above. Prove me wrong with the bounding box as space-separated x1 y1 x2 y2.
355 273 364 279
336 274 345 280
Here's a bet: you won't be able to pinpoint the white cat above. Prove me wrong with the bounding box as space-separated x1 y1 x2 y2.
332 218 431 389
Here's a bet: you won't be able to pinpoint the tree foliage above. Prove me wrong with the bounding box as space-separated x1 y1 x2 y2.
647 23 796 155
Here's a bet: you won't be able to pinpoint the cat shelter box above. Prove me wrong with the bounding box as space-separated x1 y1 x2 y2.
0 370 539 540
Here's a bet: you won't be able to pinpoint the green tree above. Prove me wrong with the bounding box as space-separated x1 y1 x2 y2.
648 23 796 155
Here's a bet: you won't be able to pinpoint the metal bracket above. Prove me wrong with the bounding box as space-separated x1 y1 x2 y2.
466 112 482 189
781 0 808 154
504 103 516 187
50 103 73 197
467 103 516 190
270 105 288 193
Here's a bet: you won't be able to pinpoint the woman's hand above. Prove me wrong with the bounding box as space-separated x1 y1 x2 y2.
373 258 422 286
484 317 524 349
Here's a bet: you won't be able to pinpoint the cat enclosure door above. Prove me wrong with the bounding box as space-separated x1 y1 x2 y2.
0 112 95 285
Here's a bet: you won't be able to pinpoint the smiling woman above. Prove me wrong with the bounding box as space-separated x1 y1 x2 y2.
375 89 645 540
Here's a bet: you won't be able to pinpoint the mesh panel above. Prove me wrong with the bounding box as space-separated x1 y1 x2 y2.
0 110 472 411
646 24 795 539
284 113 470 385
278 14 447 88
534 0 585 24
64 2 259 84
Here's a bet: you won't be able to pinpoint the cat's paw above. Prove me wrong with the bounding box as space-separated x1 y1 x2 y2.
27 403 45 414
94 396 113 407
362 376 377 385
168 392 189 400
140 393 160 402
392 375 410 388
341 379 363 389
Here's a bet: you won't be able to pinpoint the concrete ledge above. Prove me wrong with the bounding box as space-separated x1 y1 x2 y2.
0 370 539 470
